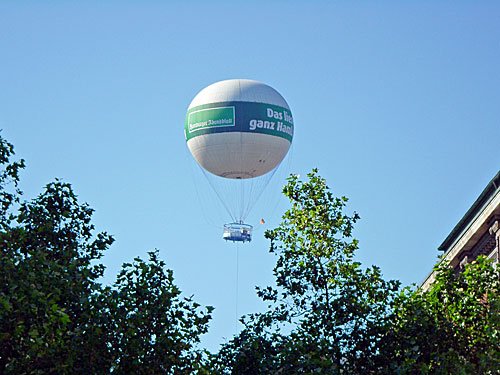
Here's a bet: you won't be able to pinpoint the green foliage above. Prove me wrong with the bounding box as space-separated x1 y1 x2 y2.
386 256 500 374
212 169 401 374
0 134 212 374
213 169 499 375
0 179 114 374
1 132 498 374
105 251 213 374
0 134 24 230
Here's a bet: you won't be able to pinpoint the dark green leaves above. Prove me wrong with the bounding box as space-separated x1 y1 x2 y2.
105 251 213 374
387 256 500 373
0 134 212 374
215 169 401 374
214 169 499 374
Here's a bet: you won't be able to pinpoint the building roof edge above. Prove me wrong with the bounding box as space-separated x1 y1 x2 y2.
438 170 500 252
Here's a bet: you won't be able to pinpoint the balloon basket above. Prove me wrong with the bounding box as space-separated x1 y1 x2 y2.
223 222 253 243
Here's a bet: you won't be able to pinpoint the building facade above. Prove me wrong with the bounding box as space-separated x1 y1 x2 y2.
421 171 500 291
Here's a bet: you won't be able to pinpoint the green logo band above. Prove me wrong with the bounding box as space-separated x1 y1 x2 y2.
185 101 293 142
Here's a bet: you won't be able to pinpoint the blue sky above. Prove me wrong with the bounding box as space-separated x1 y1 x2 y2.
1 1 499 352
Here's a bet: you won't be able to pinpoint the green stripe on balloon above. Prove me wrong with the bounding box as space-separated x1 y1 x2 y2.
185 101 293 142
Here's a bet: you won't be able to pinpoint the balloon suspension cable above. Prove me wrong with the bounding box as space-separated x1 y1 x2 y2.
187 156 224 229
238 134 244 222
239 179 245 222
248 166 278 221
235 242 240 331
201 167 237 223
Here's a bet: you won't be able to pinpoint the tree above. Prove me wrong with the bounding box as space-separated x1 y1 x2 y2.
0 134 24 230
385 255 500 374
3 131 497 374
212 169 401 374
212 169 499 374
0 177 115 372
0 134 212 374
105 251 213 374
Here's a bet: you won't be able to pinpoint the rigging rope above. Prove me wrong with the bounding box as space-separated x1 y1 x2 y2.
235 243 240 332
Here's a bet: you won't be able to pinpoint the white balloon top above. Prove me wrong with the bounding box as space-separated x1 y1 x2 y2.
188 79 290 109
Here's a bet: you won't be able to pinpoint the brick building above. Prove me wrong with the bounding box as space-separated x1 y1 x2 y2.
422 170 500 290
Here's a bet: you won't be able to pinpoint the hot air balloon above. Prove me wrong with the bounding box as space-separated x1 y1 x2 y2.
185 79 294 242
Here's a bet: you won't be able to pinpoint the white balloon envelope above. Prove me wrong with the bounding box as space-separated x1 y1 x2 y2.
184 79 294 241
185 79 293 179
